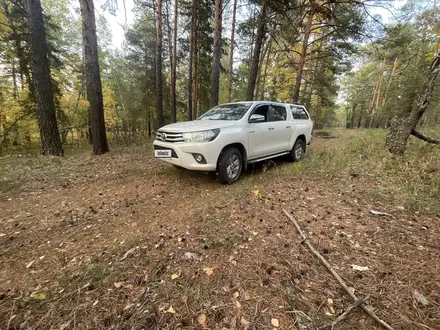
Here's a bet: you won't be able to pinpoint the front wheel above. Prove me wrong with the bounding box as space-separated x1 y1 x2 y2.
289 138 305 162
217 147 243 184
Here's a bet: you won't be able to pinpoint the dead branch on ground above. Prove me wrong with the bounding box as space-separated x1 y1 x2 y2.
411 130 440 145
282 209 395 330
318 294 370 330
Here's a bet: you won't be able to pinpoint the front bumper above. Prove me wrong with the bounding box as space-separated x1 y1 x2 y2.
153 140 218 171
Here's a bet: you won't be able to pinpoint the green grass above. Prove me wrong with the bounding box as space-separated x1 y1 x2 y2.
287 128 440 215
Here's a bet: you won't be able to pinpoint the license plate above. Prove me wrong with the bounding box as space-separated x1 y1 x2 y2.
154 149 172 158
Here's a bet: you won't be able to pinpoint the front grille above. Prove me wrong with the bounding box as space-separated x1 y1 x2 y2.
156 131 184 143
154 145 178 158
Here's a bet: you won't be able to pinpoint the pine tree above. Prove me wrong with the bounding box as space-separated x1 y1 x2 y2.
26 0 64 156
210 0 222 107
79 0 109 155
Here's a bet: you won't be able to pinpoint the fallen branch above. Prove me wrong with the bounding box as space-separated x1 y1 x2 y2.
282 209 395 330
411 130 440 145
318 294 370 330
0 154 11 160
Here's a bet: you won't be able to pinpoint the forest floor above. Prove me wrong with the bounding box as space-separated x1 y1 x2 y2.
0 129 439 330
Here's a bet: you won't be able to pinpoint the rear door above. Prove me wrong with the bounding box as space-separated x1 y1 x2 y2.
269 104 292 152
290 105 312 143
247 104 275 159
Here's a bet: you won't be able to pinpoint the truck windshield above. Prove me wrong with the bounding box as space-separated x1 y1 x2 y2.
199 103 252 120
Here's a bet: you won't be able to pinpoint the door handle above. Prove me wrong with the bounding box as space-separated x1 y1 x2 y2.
286 126 291 128
249 130 255 133
268 127 274 130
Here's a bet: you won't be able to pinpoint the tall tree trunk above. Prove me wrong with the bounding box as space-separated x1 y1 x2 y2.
194 63 199 118
11 59 18 99
193 35 199 119
368 70 383 128
227 0 237 102
210 0 222 108
302 35 323 107
357 110 363 129
155 0 165 128
259 37 272 100
386 54 440 154
371 71 384 126
79 0 109 155
171 0 178 122
26 0 63 156
247 1 267 101
165 0 173 114
0 107 4 142
381 57 398 107
302 59 316 107
292 0 315 103
255 36 271 100
347 103 357 129
187 0 196 121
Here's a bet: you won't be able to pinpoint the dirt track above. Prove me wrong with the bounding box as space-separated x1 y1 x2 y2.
1 131 439 329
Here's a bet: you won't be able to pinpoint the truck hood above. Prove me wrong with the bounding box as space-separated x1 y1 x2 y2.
158 120 237 133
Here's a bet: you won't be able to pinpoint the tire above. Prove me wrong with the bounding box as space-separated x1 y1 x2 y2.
216 147 243 184
289 138 305 162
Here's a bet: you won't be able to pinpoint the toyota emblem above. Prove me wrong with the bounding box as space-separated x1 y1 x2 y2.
161 133 167 141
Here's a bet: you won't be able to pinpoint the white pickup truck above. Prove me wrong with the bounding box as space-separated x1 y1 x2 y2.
153 101 313 184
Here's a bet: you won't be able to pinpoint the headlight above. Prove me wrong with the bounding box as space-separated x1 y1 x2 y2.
183 129 220 142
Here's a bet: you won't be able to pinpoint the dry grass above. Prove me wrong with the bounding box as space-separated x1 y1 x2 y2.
0 129 439 330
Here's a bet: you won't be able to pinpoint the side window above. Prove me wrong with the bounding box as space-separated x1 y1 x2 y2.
250 105 269 122
290 105 309 120
271 105 287 121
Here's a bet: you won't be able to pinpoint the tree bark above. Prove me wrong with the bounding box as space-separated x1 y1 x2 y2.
79 0 109 155
374 70 383 112
303 42 321 107
255 36 271 100
381 57 398 107
187 0 196 121
227 0 237 103
171 0 178 122
155 0 165 128
26 0 64 156
210 0 222 108
292 0 315 103
165 0 173 117
11 59 18 99
259 36 272 100
386 54 440 154
193 35 199 119
247 1 267 101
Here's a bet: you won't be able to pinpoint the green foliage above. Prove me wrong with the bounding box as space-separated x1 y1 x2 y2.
290 128 440 214
342 5 440 129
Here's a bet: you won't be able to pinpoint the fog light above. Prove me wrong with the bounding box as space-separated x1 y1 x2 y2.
192 153 206 164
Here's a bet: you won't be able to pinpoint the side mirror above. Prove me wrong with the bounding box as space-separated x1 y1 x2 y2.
249 114 265 123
